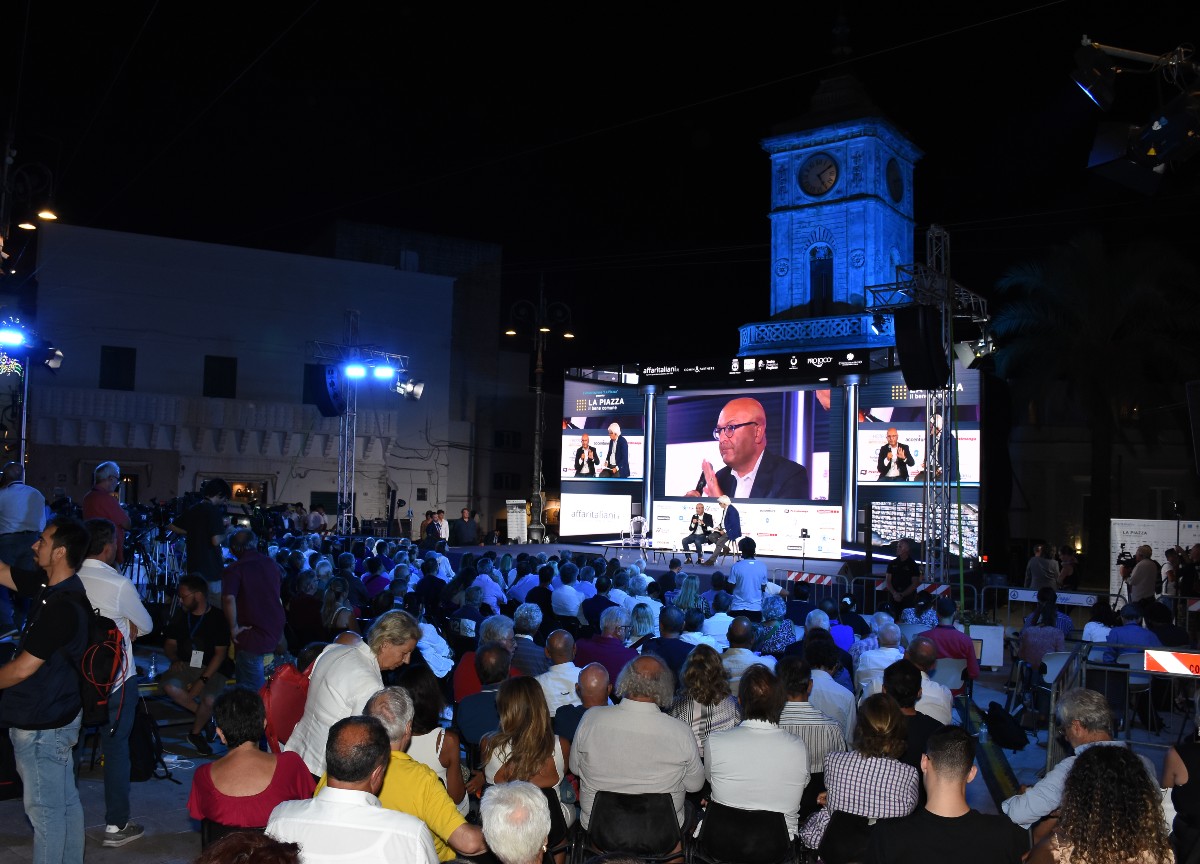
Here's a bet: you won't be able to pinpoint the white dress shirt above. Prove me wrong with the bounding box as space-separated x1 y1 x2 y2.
705 720 810 837
809 668 857 742
267 786 438 864
536 662 583 717
77 558 153 690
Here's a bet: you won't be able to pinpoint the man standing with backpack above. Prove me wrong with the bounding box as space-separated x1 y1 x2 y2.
0 515 92 864
78 518 154 847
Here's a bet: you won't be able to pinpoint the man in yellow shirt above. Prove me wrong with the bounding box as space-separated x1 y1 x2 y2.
316 687 485 860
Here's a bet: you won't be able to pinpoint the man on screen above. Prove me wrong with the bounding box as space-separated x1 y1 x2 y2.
599 423 630 478
877 428 915 481
574 434 600 477
687 397 808 499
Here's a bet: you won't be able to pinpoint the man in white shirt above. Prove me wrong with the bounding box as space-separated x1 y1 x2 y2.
551 563 585 620
78 517 154 847
535 630 582 717
268 715 438 864
721 617 776 689
703 592 735 651
0 461 46 630
861 637 954 726
805 635 856 742
853 622 904 694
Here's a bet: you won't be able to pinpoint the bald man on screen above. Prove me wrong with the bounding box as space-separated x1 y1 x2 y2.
688 397 809 499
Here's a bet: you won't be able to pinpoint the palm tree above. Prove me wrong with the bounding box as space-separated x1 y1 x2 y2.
990 230 1199 580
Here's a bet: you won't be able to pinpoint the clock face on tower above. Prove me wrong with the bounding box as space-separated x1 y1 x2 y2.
798 152 839 197
886 158 904 203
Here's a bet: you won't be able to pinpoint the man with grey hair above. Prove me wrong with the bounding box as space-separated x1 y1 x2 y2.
453 614 516 702
481 780 552 864
862 636 953 725
1001 687 1156 829
363 688 485 859
570 655 703 830
721 616 776 689
848 610 895 665
600 422 630 478
511 603 549 676
535 630 582 717
82 459 131 565
853 622 904 694
575 605 638 682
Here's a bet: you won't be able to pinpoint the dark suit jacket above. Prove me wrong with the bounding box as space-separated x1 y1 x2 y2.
605 435 630 478
574 446 600 477
877 443 915 481
715 451 808 499
686 513 714 538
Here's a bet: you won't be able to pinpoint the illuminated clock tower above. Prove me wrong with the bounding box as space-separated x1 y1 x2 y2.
761 75 921 324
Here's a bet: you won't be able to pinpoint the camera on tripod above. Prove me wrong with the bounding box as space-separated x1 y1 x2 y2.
1116 543 1134 568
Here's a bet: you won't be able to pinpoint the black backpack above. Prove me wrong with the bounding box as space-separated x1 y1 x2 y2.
55 591 126 731
984 700 1030 751
129 696 176 783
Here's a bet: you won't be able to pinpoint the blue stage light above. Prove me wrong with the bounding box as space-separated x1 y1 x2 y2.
345 364 367 378
0 329 25 347
373 365 395 379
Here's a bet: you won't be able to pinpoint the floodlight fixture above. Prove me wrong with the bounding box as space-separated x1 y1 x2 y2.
0 328 25 347
1071 44 1117 110
869 312 886 336
396 379 424 401
373 365 394 379
344 363 367 378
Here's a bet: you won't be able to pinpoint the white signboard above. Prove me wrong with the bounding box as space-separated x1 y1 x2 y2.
506 499 528 544
558 493 633 538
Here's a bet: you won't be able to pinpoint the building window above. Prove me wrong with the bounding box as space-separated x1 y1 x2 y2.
203 355 238 399
494 430 522 450
99 346 136 391
493 472 521 491
809 244 833 316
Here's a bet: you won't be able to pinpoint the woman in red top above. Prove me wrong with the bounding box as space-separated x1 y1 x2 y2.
187 687 314 830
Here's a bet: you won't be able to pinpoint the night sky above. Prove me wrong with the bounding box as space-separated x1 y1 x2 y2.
3 2 1199 366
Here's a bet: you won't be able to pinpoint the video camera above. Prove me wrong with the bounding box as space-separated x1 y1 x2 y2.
1116 543 1134 569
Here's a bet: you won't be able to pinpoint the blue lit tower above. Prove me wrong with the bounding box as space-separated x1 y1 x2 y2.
744 75 921 350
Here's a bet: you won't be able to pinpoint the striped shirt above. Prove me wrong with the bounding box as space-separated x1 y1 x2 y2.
779 701 847 774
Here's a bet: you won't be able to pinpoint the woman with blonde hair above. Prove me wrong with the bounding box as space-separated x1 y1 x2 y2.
671 573 709 617
481 677 573 861
626 602 656 650
668 643 741 754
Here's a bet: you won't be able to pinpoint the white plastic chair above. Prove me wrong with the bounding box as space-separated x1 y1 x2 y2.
929 657 968 691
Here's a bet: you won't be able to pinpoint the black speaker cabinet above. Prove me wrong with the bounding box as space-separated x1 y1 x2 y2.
303 363 347 418
894 305 950 391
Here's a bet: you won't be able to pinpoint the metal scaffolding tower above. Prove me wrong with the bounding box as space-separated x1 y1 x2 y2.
308 310 412 536
867 226 988 582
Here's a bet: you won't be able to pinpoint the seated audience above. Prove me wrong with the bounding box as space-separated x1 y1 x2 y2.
669 643 742 756
266 716 437 864
481 781 553 864
511 603 551 676
626 602 656 650
804 632 855 742
481 677 575 858
453 615 518 702
867 726 1029 864
456 641 513 748
1019 601 1066 671
553 663 611 743
1027 745 1171 864
535 630 583 718
753 594 798 656
798 693 919 851
853 622 903 695
639 606 694 683
705 665 810 839
285 611 421 777
680 607 717 649
721 616 776 689
188 687 315 830
702 592 735 651
862 637 954 726
396 664 478 817
574 606 639 682
777 656 847 819
570 655 704 830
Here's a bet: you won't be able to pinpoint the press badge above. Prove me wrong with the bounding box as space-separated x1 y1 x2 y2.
190 650 204 668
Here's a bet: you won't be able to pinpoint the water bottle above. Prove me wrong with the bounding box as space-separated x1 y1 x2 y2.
148 651 158 678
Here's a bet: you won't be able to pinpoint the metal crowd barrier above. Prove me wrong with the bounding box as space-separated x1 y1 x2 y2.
842 575 978 618
979 585 1125 636
771 569 850 611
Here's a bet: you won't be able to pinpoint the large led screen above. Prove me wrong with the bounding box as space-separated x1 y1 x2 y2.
662 389 832 501
653 499 843 558
561 379 645 481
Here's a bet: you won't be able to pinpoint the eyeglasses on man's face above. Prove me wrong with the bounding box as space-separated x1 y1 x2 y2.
712 421 758 440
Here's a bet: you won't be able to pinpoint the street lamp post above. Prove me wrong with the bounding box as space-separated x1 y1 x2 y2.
507 282 572 544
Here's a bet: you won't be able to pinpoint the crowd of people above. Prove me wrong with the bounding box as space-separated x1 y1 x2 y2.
0 466 1185 864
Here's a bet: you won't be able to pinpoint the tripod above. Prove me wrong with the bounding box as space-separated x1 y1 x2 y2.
122 527 183 621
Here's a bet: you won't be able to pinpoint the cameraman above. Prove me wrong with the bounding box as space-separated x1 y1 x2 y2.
168 479 231 598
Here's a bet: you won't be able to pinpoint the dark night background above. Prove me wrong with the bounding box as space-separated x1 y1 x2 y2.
3 2 1199 365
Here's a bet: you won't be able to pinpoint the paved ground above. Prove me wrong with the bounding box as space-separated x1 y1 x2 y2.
0 544 1184 862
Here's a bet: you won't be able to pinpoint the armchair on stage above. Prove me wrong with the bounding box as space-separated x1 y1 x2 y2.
621 516 650 549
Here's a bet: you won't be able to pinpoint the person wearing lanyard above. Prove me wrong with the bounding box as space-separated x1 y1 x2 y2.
160 574 231 756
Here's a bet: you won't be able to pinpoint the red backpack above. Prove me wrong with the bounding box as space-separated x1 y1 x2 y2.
259 658 316 753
